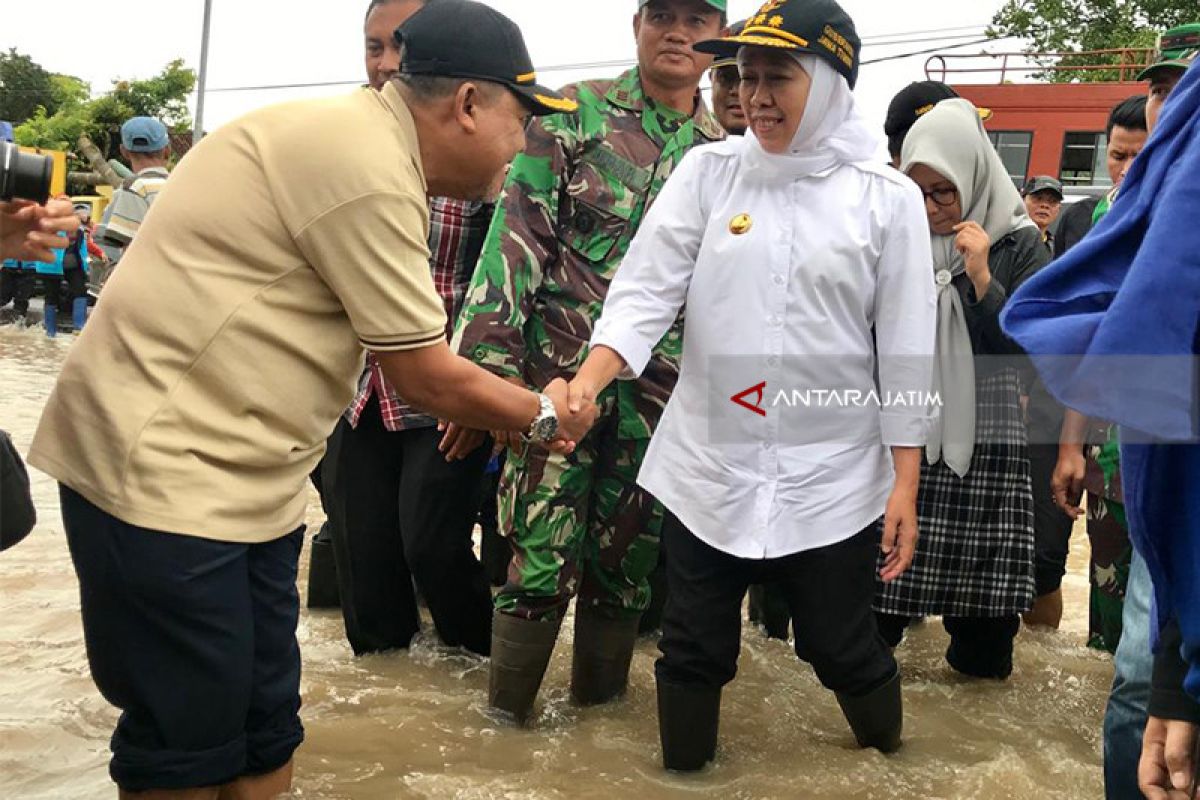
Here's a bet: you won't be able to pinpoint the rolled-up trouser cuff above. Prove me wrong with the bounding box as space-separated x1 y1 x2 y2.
111 733 246 792
246 719 305 775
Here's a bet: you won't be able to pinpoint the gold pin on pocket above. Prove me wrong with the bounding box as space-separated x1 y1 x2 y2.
729 213 753 235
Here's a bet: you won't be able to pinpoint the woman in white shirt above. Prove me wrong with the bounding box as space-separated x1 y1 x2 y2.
567 0 937 772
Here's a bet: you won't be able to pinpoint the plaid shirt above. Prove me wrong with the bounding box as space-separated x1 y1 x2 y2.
345 197 495 431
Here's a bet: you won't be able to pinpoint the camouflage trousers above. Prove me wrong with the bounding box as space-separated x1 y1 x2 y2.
1086 492 1132 654
494 409 663 622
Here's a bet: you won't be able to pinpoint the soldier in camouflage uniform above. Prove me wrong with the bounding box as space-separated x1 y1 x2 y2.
452 0 726 724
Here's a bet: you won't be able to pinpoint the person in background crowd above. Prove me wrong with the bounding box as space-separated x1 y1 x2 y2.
453 0 726 725
1021 176 1063 253
707 19 746 136
1000 34 1199 800
320 0 504 657
1028 96 1149 647
0 257 35 323
26 1 593 795
31 198 95 337
478 450 510 587
1016 172 1072 637
874 98 1048 681
1053 95 1148 259
94 116 172 260
573 0 935 769
883 80 991 169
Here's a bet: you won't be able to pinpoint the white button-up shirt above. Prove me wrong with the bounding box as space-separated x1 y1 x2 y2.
591 138 937 559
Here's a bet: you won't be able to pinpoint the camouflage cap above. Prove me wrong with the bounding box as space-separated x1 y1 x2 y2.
639 0 727 11
1138 23 1200 81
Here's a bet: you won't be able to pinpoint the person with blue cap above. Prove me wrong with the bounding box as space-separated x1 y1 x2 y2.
94 116 172 263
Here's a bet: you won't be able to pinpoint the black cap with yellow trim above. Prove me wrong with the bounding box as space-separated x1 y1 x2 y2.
712 20 748 70
694 0 861 88
395 0 577 116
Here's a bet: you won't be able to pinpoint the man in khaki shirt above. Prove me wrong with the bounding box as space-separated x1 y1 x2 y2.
27 2 589 797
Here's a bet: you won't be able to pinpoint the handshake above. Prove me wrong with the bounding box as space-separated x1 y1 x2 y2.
438 375 602 461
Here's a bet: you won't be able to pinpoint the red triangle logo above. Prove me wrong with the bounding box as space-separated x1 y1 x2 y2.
730 381 767 417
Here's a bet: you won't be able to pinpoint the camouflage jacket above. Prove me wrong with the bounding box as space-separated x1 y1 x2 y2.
453 68 723 439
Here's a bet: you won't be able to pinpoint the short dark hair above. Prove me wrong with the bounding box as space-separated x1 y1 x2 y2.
394 72 506 105
1107 95 1148 137
364 0 429 24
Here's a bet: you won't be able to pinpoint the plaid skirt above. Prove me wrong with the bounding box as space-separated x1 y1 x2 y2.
874 368 1036 618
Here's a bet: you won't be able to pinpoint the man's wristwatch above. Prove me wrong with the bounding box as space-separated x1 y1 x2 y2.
525 393 559 443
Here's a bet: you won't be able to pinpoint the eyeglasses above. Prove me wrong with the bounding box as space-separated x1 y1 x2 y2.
921 186 959 207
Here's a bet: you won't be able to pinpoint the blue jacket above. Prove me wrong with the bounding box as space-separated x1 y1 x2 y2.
31 230 90 277
1001 63 1200 698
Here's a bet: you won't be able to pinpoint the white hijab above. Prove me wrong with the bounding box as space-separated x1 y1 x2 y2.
738 53 881 181
900 98 1037 477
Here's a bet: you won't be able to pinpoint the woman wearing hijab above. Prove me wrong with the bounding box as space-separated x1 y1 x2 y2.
565 0 937 771
873 99 1049 680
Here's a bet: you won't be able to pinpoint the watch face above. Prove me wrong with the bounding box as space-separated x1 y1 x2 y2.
533 416 558 442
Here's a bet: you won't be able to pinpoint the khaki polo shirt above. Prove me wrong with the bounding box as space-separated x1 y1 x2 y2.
28 83 447 543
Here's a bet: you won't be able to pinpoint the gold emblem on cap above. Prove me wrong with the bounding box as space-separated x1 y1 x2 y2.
729 213 753 235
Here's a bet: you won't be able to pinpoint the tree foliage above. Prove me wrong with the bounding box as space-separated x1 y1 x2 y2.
9 57 196 170
989 0 1197 82
0 49 58 123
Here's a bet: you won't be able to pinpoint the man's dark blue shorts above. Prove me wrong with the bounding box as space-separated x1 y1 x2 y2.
60 485 305 792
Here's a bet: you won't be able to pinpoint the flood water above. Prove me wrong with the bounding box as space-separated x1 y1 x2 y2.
1 325 1110 799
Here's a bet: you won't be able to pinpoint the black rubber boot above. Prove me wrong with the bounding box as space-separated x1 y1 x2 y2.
488 612 562 725
570 606 641 705
656 678 720 771
306 523 341 609
835 670 903 753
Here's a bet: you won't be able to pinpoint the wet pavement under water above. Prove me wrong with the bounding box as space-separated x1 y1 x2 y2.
0 326 1110 799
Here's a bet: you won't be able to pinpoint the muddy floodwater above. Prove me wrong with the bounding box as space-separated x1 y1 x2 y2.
1 326 1111 799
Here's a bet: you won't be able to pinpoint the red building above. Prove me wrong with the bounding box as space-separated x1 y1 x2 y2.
928 49 1154 194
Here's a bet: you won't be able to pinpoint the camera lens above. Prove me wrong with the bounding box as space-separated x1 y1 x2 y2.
0 142 53 204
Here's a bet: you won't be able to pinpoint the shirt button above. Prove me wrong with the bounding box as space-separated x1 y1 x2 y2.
773 275 785 286
767 356 778 367
769 315 782 327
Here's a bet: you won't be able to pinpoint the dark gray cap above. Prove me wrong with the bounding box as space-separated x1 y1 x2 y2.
1022 175 1064 199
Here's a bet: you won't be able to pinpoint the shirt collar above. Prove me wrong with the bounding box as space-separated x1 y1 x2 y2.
136 166 170 178
377 81 428 194
606 68 724 142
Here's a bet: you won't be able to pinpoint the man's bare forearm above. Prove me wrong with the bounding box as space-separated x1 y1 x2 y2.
1059 408 1090 453
376 342 539 433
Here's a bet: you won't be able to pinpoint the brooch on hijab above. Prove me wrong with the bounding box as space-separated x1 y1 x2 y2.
936 269 953 286
729 213 753 235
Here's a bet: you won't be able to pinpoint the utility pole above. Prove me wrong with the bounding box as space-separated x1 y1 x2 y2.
193 0 214 145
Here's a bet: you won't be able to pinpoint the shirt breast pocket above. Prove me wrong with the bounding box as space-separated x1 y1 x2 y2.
559 154 646 265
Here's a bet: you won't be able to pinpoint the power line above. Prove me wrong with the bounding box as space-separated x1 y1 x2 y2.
861 23 988 43
862 35 1021 67
204 33 1005 94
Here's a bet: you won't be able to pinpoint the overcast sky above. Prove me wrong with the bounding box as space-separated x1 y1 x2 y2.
6 0 1017 134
